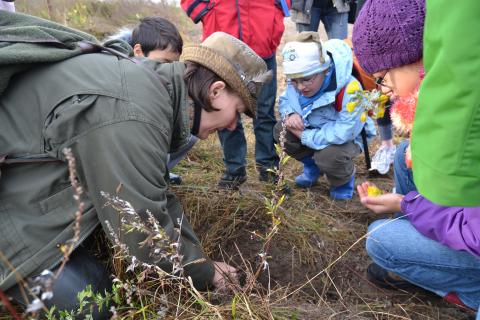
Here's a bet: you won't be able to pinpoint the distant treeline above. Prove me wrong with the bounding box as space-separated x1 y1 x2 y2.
16 0 201 41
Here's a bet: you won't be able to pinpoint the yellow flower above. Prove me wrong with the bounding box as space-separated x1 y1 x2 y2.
378 94 389 104
376 106 385 118
360 111 367 122
367 185 383 197
346 81 360 94
346 101 358 112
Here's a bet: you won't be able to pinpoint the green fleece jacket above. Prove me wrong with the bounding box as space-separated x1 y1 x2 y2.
0 11 125 95
0 14 214 291
412 0 480 207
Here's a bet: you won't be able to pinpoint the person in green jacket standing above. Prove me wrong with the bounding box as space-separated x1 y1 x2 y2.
412 0 480 207
0 12 271 317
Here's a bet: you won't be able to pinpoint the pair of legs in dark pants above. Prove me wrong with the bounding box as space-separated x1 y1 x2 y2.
217 55 279 178
273 122 360 187
7 245 112 319
296 0 349 40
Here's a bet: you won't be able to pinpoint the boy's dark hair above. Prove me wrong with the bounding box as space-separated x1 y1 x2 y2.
184 61 233 112
131 17 183 56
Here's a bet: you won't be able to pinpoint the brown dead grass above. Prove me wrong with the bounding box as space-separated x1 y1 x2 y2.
171 130 473 319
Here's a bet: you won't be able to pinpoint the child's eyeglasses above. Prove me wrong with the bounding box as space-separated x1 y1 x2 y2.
374 71 393 90
290 73 319 87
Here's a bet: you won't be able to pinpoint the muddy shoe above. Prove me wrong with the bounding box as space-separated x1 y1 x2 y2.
366 263 416 290
218 171 247 190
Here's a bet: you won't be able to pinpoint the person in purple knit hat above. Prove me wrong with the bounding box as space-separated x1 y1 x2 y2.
352 0 480 317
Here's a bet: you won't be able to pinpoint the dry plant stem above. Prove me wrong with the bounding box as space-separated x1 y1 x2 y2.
0 250 30 302
0 149 83 318
0 288 22 320
186 277 224 319
53 148 84 281
275 118 289 194
0 250 50 316
253 120 289 285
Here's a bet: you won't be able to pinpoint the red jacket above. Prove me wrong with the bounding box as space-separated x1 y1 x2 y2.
181 0 290 58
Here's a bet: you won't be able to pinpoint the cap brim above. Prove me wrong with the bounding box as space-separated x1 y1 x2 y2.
182 45 256 118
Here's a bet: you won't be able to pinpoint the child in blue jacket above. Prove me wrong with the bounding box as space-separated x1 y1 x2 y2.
275 32 375 200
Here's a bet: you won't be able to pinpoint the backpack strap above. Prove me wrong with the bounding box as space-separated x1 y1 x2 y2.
334 86 371 170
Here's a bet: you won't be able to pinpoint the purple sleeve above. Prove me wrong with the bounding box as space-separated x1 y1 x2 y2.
402 191 480 257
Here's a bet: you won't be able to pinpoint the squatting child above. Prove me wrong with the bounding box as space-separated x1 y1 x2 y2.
275 32 375 200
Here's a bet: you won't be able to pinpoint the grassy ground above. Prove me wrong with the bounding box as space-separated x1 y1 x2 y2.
169 125 473 320
1 1 475 319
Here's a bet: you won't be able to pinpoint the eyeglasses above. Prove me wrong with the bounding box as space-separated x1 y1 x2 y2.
374 70 393 90
290 73 319 87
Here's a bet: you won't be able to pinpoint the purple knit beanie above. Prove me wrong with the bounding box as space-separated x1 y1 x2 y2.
352 0 425 74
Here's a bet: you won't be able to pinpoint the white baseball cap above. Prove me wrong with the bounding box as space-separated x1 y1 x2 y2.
282 33 331 79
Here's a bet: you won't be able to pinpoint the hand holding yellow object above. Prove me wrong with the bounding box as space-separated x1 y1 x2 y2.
367 185 383 197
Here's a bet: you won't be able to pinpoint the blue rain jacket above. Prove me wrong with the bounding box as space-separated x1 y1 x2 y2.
279 39 376 151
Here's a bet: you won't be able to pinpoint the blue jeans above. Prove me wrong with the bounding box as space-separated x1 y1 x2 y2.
367 219 480 310
393 140 417 195
296 6 348 40
366 139 480 310
217 56 279 175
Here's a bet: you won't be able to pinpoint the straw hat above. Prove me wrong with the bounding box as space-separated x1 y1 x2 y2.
182 32 272 118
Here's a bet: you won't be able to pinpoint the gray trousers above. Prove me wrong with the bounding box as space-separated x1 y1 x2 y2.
274 122 361 187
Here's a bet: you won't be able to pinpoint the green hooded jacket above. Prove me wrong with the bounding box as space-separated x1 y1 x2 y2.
413 0 480 207
0 12 214 292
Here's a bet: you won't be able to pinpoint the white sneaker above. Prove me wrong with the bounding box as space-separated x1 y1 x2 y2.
370 145 396 174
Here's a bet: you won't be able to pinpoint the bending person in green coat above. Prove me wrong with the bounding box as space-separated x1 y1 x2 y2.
412 0 480 207
0 12 271 318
